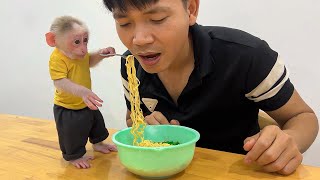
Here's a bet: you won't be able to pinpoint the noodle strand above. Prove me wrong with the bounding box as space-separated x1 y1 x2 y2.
125 55 170 147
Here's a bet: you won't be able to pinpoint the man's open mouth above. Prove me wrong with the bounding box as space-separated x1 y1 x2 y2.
140 53 161 60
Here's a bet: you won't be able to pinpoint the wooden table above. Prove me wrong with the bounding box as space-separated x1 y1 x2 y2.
0 114 319 180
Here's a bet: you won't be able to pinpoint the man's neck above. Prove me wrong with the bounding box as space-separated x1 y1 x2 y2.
157 36 195 105
159 36 194 78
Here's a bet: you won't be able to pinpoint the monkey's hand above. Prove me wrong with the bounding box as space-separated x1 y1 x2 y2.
80 88 103 110
54 78 103 110
99 47 116 56
89 47 116 67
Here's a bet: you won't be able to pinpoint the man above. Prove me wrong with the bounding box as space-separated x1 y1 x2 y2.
103 0 318 175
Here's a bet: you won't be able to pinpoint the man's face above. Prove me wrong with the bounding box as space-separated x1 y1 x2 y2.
113 0 193 73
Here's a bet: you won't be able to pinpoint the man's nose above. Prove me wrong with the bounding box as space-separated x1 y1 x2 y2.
132 27 154 46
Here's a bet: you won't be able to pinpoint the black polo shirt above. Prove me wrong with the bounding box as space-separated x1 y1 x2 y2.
120 23 294 154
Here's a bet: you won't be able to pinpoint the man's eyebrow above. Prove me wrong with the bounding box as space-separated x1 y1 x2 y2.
113 12 127 19
113 6 170 19
143 6 170 15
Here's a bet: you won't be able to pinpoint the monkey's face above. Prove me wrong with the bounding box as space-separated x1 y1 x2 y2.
59 24 89 60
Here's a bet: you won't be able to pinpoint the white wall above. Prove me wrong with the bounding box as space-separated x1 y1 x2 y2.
0 0 128 130
0 0 319 166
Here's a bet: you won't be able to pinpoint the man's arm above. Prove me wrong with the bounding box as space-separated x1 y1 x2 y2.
244 89 318 175
267 89 318 152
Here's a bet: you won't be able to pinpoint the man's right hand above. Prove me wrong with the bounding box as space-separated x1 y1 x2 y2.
145 111 180 125
126 111 180 127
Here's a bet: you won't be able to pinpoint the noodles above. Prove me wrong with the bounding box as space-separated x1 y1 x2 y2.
138 140 170 147
125 55 170 147
125 55 146 146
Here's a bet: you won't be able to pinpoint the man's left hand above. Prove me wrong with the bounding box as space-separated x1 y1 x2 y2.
243 125 303 175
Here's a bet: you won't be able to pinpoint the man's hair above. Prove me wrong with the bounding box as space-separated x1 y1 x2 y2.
103 0 188 12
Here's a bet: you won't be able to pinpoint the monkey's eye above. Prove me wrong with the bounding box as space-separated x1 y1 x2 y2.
74 40 81 44
84 38 88 43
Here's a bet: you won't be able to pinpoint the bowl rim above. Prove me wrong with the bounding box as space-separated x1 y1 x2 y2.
112 125 200 150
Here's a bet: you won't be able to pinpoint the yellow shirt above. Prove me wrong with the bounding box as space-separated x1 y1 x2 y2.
49 48 91 110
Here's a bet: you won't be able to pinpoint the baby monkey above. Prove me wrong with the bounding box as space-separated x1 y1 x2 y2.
46 15 117 169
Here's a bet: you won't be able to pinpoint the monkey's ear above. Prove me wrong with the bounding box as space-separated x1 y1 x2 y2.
45 32 56 47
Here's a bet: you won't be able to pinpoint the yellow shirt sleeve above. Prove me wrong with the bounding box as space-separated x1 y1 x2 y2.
49 55 67 80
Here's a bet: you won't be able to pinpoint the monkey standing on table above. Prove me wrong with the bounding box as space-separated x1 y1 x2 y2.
45 15 117 169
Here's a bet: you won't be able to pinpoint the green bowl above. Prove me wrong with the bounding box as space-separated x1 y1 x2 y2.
112 125 200 178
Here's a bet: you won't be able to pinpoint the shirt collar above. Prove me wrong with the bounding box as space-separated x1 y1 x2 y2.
190 23 215 78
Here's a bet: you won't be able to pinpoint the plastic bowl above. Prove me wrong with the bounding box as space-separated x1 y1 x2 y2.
112 125 200 178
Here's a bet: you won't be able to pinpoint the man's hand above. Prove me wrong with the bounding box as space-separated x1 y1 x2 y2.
126 111 180 126
144 111 180 125
243 125 303 175
80 89 103 110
